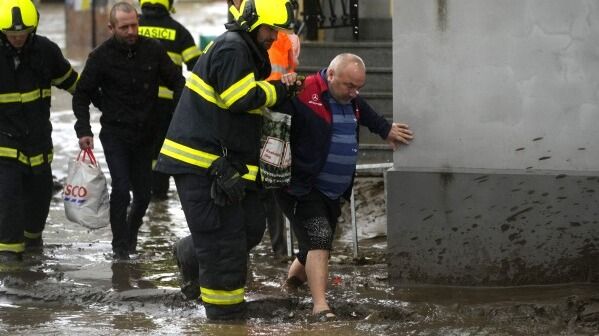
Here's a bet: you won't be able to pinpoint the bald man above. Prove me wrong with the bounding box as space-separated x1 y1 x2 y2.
277 53 413 321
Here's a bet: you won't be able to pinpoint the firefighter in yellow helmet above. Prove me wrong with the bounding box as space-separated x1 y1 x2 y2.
138 0 202 201
156 0 297 320
0 0 79 262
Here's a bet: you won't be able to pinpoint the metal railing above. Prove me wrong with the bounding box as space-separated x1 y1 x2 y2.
300 0 359 40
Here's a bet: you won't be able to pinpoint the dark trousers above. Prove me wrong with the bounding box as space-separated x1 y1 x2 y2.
100 133 153 253
151 170 170 198
174 173 265 320
0 160 52 253
262 189 287 256
151 100 173 199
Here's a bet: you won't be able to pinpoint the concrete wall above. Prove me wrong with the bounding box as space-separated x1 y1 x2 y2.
388 0 599 285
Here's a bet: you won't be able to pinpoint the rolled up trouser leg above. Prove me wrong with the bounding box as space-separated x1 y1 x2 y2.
175 173 251 320
0 161 25 254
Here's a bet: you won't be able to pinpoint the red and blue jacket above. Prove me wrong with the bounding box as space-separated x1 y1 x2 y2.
285 69 391 199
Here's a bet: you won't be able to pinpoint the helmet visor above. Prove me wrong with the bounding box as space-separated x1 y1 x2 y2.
1 26 33 35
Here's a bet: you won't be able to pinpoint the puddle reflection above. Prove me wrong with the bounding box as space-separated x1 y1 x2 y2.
110 262 156 291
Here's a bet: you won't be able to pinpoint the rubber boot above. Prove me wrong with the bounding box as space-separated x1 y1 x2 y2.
173 236 201 300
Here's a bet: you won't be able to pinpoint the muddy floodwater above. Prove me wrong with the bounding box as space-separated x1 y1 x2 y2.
2 2 599 335
1 175 598 335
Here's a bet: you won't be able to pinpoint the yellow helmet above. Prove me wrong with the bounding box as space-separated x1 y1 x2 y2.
231 0 293 32
139 0 174 12
0 0 38 33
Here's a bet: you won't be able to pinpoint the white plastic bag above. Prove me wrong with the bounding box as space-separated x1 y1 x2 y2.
259 108 292 188
63 149 110 229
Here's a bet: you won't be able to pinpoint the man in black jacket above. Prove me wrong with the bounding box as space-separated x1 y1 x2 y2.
138 0 202 200
0 0 79 262
73 1 184 260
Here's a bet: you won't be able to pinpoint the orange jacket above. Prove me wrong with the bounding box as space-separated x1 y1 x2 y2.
267 31 296 81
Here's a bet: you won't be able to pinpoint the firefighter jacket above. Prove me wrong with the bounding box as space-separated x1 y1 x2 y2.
73 36 185 145
285 69 391 199
139 6 201 101
155 28 289 183
0 34 78 170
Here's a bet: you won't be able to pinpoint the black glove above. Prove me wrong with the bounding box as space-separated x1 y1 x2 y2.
210 181 229 207
209 157 248 205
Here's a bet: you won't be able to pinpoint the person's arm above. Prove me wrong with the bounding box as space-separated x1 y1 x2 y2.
72 51 102 149
211 38 288 114
48 40 79 94
179 26 201 70
356 96 413 150
270 72 303 113
384 122 413 150
158 44 185 104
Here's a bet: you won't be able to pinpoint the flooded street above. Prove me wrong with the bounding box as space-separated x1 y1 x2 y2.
1 2 599 335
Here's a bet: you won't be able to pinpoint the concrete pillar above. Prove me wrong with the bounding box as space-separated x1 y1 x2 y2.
387 0 599 285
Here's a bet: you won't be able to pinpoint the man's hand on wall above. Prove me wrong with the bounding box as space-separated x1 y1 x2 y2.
386 123 413 150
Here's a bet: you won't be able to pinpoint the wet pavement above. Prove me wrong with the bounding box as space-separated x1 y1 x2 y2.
1 185 598 335
1 2 599 335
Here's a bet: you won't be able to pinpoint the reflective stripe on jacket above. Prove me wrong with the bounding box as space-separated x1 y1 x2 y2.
155 30 289 179
0 147 53 167
0 35 78 167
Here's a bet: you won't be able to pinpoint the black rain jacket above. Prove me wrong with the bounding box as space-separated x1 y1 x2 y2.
73 36 184 144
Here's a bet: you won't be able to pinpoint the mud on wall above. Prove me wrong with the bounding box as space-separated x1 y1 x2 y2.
387 170 599 285
388 0 599 285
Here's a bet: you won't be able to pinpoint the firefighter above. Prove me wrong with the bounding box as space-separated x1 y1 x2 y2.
156 0 297 320
0 0 79 262
138 0 202 200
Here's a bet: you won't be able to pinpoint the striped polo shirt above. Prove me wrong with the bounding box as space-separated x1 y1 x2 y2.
315 95 359 199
